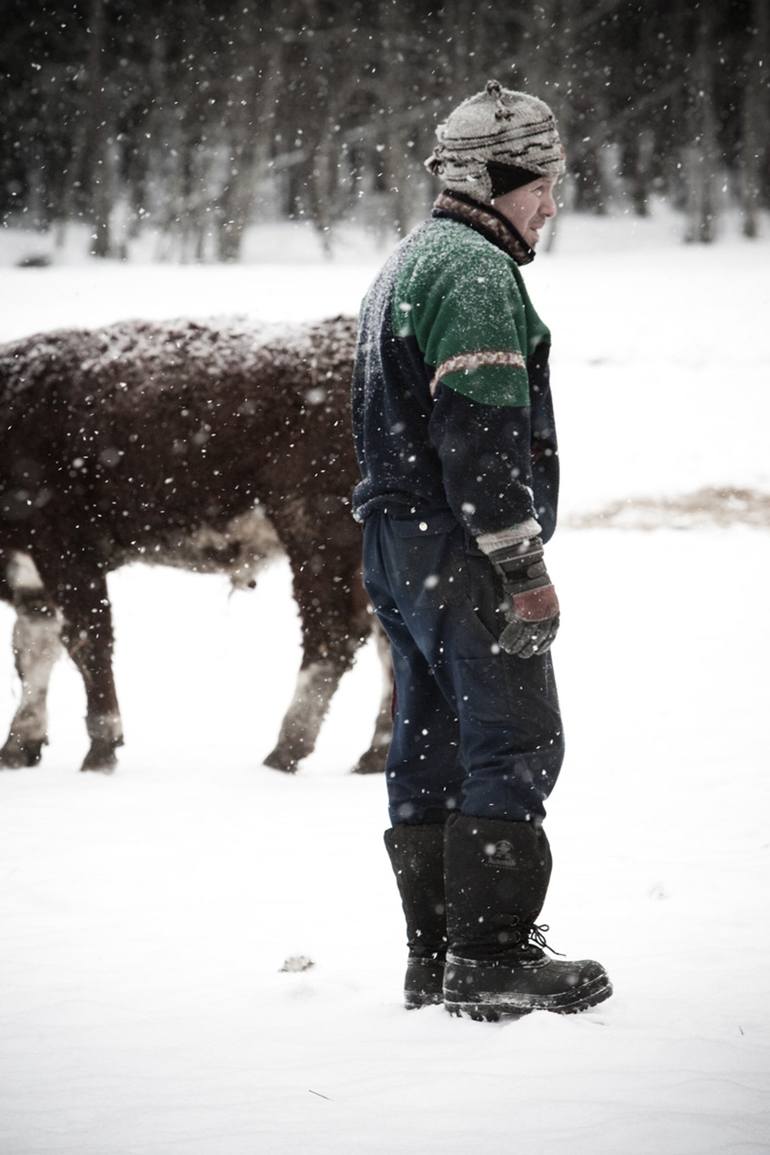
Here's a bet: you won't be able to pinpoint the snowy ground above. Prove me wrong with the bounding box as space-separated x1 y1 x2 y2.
1 216 769 1153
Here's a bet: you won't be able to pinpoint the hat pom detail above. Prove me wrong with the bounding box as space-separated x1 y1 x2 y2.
485 78 514 120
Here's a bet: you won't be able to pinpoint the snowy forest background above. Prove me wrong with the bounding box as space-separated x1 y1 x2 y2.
2 0 767 262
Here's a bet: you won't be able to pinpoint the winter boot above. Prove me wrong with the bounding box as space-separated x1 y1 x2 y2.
384 824 447 1009
443 814 612 1020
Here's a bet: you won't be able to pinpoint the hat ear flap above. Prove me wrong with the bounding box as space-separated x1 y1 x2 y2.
425 145 446 177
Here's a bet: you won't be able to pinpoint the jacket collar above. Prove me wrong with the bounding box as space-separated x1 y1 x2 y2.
431 189 536 266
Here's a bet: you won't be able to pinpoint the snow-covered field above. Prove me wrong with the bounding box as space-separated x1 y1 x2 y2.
1 215 769 1153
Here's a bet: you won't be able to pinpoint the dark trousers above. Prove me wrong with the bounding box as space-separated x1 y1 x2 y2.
362 510 564 826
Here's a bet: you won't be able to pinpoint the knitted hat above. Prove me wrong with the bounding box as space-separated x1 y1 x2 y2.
425 80 565 204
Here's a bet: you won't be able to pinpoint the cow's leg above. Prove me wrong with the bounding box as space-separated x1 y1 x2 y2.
263 650 353 773
352 617 393 775
33 557 123 773
263 529 368 773
0 553 62 768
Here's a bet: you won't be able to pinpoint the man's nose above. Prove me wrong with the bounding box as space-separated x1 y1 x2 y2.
542 191 557 218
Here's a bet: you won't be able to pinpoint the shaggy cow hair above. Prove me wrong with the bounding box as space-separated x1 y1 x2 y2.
0 315 392 774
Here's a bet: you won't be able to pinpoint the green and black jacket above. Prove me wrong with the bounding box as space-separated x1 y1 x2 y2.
351 190 559 542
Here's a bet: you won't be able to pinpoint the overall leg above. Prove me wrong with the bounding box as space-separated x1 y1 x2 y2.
437 537 564 823
363 514 464 826
381 623 464 1005
369 518 610 1018
363 513 462 1007
429 536 611 1018
376 520 564 825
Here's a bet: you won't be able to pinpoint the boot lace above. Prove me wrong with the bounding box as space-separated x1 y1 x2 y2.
527 923 565 957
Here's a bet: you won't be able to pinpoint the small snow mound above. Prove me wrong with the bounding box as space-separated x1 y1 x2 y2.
279 955 315 973
567 486 770 530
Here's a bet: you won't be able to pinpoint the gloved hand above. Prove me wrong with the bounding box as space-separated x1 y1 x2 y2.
487 537 560 659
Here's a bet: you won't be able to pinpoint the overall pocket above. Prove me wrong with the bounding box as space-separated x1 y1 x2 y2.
387 510 460 538
459 533 508 649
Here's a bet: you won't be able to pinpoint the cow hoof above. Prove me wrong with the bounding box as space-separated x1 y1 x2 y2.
352 748 386 775
0 737 44 769
263 747 300 774
80 742 119 774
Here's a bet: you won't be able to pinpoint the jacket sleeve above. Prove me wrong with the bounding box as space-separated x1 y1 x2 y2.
428 388 537 536
406 246 538 536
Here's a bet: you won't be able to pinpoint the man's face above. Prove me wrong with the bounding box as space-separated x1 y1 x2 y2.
492 177 558 247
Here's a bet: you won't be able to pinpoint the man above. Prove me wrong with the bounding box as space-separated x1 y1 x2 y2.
351 81 612 1020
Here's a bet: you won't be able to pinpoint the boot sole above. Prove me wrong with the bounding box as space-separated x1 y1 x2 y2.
405 992 444 1010
444 973 613 1020
404 958 445 1009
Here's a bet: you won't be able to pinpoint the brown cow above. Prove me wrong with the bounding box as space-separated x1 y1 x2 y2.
0 315 391 774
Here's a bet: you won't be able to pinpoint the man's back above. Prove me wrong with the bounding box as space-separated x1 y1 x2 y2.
352 199 559 542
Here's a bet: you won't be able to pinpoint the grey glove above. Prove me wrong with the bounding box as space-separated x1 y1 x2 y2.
486 537 560 659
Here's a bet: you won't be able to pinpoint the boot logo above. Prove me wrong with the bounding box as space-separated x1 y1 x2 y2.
484 840 519 869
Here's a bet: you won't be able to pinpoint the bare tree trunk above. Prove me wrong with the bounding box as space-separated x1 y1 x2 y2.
308 129 335 255
559 0 610 216
446 0 477 93
214 1 273 262
380 4 415 238
741 0 768 238
216 134 259 262
83 0 114 257
621 129 655 217
146 28 175 256
514 0 557 96
684 9 719 243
